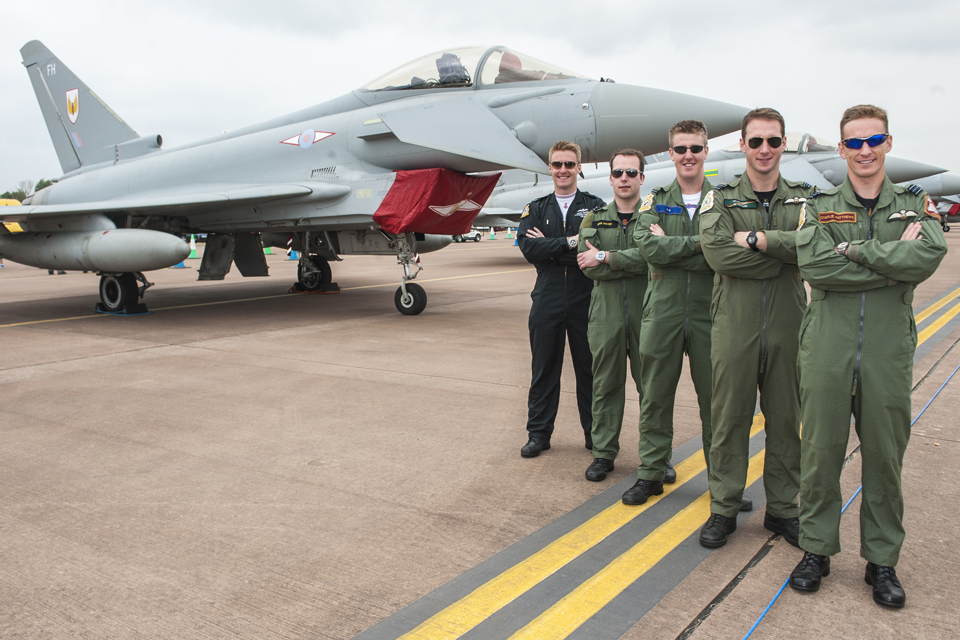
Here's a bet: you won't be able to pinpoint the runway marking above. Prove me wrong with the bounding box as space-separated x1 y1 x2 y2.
918 297 960 344
397 417 764 640
0 269 535 328
508 454 765 640
914 284 960 324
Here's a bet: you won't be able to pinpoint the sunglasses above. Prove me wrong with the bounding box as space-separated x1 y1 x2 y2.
746 136 783 149
610 168 641 178
841 133 889 149
550 161 579 169
672 145 705 154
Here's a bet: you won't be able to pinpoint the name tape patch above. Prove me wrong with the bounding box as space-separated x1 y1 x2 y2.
818 211 857 224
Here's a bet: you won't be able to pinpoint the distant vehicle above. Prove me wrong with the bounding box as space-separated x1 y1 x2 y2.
453 231 482 243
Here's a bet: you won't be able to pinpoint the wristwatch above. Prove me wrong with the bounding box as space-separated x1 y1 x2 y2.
746 230 760 251
835 241 850 256
595 251 606 263
568 236 578 249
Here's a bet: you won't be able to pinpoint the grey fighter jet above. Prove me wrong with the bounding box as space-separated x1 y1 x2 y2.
0 42 747 315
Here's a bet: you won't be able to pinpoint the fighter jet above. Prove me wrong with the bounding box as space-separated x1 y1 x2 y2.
0 42 747 315
481 130 959 222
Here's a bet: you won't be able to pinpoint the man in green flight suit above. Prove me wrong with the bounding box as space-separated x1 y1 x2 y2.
698 108 817 548
576 150 649 484
629 120 749 509
788 105 946 608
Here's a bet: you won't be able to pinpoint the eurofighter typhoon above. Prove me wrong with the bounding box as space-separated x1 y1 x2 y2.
2 42 747 314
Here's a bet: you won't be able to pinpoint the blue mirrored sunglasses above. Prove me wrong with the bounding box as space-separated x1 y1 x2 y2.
841 133 889 150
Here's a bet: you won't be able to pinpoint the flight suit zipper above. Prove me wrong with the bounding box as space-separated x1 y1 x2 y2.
621 220 630 342
758 197 773 374
852 209 872 395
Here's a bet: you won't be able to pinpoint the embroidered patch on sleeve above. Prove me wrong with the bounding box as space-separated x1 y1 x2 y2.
700 191 715 213
925 196 942 221
818 211 857 224
639 194 654 212
521 204 530 218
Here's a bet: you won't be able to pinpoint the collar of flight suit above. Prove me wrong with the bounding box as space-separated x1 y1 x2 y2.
839 175 897 213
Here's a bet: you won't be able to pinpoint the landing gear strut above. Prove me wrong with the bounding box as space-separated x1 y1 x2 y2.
385 231 428 315
97 272 151 314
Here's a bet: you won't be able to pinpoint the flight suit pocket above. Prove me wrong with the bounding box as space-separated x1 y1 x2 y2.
710 287 723 324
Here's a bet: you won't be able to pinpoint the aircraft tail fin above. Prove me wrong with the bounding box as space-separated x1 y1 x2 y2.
20 40 139 174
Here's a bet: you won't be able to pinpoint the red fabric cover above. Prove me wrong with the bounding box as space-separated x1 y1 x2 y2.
373 168 501 235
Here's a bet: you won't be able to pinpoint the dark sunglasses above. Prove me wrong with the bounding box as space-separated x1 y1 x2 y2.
610 168 641 178
550 161 579 169
672 145 705 154
747 136 783 149
841 134 889 149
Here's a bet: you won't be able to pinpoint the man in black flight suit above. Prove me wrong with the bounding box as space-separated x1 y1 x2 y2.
517 140 607 457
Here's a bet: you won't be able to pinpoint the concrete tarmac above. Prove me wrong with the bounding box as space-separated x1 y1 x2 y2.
0 235 957 639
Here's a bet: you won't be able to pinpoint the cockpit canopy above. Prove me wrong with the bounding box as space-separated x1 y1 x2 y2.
722 132 838 154
361 46 586 92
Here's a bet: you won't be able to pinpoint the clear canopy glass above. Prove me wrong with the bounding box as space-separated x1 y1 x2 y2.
479 47 585 85
361 46 586 92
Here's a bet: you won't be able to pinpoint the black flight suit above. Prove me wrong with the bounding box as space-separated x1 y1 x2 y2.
518 189 607 443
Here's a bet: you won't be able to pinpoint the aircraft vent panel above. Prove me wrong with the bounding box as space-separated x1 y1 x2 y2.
310 166 338 181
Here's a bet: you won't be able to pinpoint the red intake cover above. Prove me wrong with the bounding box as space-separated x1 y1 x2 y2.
373 168 501 235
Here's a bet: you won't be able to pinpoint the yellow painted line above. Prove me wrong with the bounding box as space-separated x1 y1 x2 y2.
0 268 536 328
508 452 766 640
399 416 765 640
917 297 960 344
914 284 960 324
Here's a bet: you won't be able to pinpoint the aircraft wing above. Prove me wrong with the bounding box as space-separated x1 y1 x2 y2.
378 96 551 174
778 157 836 191
474 207 524 226
0 183 348 222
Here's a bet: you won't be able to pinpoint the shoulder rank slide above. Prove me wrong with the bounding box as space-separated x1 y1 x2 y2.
907 184 923 196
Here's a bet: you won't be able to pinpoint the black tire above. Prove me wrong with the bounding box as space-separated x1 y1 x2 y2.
944 224 951 233
297 257 332 291
99 273 138 312
394 283 427 315
473 235 480 242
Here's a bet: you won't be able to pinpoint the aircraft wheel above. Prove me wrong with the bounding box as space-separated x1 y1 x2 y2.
944 224 951 232
395 283 427 315
99 273 138 312
298 256 332 291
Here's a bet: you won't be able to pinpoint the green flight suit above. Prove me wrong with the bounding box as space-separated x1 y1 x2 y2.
578 202 649 460
795 178 946 566
633 179 714 481
700 175 814 518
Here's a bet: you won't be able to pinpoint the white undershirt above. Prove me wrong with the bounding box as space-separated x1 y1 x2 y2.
682 193 700 220
555 192 576 223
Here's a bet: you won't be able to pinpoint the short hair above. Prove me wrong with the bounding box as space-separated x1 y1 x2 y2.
609 148 645 173
840 104 889 138
741 107 785 140
549 140 581 164
669 119 709 146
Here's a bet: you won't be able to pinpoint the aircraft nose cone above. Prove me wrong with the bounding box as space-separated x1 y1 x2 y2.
588 83 748 160
883 156 946 184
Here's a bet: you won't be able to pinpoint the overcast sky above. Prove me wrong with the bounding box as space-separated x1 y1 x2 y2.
2 0 958 191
